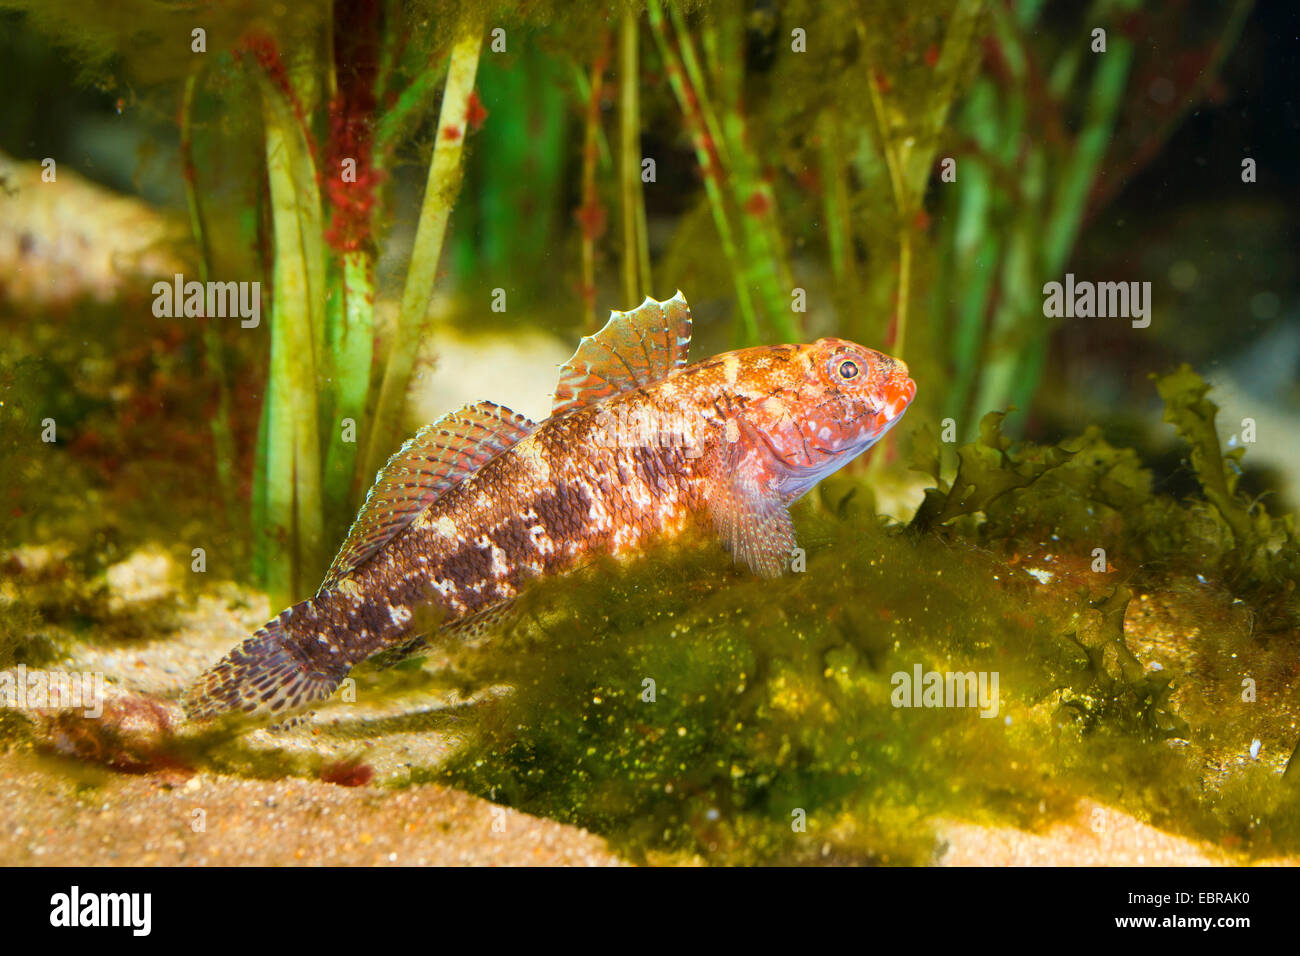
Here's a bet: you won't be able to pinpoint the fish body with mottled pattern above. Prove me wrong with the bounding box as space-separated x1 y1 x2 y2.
184 293 916 720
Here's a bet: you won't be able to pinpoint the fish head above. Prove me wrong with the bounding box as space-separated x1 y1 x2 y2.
732 337 916 501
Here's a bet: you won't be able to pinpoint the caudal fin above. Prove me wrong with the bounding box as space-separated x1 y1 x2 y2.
183 613 349 721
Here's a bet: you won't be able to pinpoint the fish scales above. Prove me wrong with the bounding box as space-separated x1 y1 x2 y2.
184 293 916 721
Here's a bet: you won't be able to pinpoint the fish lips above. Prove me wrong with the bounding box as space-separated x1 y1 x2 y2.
884 374 917 421
859 373 916 438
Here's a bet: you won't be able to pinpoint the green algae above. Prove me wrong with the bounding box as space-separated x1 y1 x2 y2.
426 519 1093 863
0 585 55 683
916 369 1300 628
1156 365 1300 596
0 358 63 669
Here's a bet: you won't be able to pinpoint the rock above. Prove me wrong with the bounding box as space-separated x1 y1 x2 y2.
105 546 179 613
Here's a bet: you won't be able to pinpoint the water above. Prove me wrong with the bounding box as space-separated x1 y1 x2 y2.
0 0 1297 868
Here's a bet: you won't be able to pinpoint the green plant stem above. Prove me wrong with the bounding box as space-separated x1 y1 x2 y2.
619 10 651 306
364 20 482 485
648 0 758 342
895 224 913 361
580 29 612 329
858 20 913 362
670 4 731 176
260 73 327 605
688 5 795 338
858 1 982 362
1041 28 1134 273
818 113 855 295
374 51 451 168
983 2 1135 423
908 0 985 192
570 63 612 168
944 212 999 433
251 384 271 585
373 0 402 105
325 249 374 522
180 72 239 539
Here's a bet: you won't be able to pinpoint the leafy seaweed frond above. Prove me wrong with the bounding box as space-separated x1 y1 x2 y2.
911 409 1073 530
1154 365 1293 580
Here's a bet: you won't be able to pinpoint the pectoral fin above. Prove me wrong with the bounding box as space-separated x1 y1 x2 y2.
703 426 797 578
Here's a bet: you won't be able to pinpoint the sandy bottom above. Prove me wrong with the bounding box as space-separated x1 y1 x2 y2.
0 752 623 866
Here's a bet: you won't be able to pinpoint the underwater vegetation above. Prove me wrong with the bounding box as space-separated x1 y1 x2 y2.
0 0 1296 867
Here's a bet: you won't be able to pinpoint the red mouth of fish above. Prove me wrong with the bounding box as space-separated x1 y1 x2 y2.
883 374 917 420
860 366 916 436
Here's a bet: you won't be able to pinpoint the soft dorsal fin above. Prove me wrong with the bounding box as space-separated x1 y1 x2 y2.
551 291 692 416
320 401 536 590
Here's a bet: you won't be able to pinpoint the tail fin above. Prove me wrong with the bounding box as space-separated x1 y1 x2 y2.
183 611 350 721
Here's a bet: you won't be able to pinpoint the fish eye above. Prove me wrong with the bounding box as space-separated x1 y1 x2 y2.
836 358 859 381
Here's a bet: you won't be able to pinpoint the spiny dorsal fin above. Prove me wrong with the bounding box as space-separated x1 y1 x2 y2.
320 401 537 590
551 291 692 416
